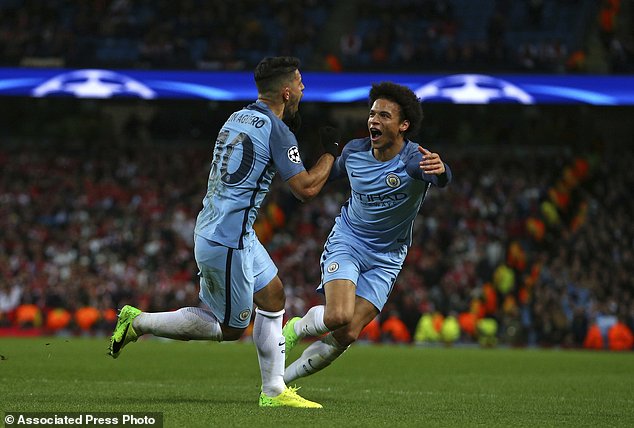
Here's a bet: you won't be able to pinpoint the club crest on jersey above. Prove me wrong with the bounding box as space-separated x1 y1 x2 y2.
327 262 339 273
239 309 251 321
385 173 401 188
287 146 301 164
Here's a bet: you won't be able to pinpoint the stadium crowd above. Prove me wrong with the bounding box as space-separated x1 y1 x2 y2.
1 101 632 351
0 0 632 73
0 0 632 350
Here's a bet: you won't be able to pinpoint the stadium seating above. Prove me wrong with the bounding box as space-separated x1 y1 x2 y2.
2 0 630 73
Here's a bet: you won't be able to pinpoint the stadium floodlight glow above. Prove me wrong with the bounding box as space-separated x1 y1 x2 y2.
0 67 633 105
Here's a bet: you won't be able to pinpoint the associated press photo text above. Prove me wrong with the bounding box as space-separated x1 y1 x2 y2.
4 413 163 427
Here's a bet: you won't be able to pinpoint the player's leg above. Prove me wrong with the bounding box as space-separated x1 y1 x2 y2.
134 234 249 340
254 275 321 408
109 299 228 359
253 275 286 398
285 279 355 351
331 297 379 347
252 240 321 408
129 306 226 341
284 247 401 383
283 240 360 355
108 235 244 358
284 296 378 384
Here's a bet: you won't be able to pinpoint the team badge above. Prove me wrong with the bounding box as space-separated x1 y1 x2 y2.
327 262 339 273
287 146 301 164
238 309 251 321
386 173 401 188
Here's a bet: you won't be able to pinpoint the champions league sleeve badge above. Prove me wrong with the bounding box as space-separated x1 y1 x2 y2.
287 146 301 164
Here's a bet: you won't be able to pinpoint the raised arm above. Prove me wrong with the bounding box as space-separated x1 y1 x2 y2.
419 146 452 187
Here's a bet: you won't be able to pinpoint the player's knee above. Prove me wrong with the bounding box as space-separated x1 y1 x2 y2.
254 277 286 312
324 310 354 331
221 326 245 341
269 291 286 312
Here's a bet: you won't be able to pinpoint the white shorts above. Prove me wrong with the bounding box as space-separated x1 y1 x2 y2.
194 234 277 328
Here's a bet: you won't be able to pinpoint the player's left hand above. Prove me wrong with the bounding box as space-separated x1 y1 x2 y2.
419 146 445 175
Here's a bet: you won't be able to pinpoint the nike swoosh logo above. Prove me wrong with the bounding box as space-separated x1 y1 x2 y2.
307 358 316 369
279 341 285 347
112 324 129 353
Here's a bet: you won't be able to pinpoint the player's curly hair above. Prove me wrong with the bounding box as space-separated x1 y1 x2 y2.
369 82 423 138
254 56 301 95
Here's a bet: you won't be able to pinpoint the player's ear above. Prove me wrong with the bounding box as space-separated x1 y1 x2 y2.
283 87 290 102
399 120 410 133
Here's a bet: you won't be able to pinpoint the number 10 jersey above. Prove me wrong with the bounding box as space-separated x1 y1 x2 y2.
194 100 305 249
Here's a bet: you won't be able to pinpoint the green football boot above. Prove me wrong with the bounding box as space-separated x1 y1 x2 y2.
108 305 141 359
282 316 301 359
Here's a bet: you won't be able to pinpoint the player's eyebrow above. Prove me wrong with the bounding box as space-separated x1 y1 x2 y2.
370 108 392 118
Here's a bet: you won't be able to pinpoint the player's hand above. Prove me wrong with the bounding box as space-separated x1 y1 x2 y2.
284 112 302 134
419 146 445 175
319 126 341 157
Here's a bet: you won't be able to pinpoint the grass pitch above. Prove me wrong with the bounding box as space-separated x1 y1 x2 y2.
1 337 633 427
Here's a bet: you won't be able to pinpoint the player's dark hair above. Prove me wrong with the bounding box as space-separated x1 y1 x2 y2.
369 82 423 138
254 56 301 95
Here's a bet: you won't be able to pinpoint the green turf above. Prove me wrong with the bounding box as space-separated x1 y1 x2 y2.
1 337 633 427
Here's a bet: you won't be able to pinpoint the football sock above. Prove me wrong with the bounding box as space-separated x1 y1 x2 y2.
254 308 287 396
294 305 328 338
132 307 222 341
283 333 349 384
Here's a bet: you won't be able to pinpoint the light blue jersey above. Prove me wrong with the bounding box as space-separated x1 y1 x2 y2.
195 100 305 249
329 137 452 253
319 137 452 310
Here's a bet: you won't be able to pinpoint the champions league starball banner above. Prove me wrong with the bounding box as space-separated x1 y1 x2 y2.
0 67 633 105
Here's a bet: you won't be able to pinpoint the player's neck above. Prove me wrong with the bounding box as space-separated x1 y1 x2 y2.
257 95 284 119
373 139 404 162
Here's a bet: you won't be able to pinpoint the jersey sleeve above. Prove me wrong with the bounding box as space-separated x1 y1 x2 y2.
269 119 306 181
327 147 349 182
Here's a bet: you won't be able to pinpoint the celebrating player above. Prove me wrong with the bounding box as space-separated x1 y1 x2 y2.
282 82 452 383
108 57 340 408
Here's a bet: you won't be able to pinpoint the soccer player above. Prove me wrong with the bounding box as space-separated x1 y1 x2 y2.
282 82 452 383
108 57 340 408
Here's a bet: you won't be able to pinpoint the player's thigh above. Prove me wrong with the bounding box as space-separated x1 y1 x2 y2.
323 279 357 325
320 240 361 323
251 238 284 312
194 234 254 329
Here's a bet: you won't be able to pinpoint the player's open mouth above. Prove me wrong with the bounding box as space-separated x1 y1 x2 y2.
370 128 382 140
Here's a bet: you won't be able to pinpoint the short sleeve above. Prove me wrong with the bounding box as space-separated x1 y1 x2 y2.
269 119 306 181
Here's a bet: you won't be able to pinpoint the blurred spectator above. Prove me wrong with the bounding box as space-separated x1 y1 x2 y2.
0 0 622 73
607 318 634 351
381 312 411 343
